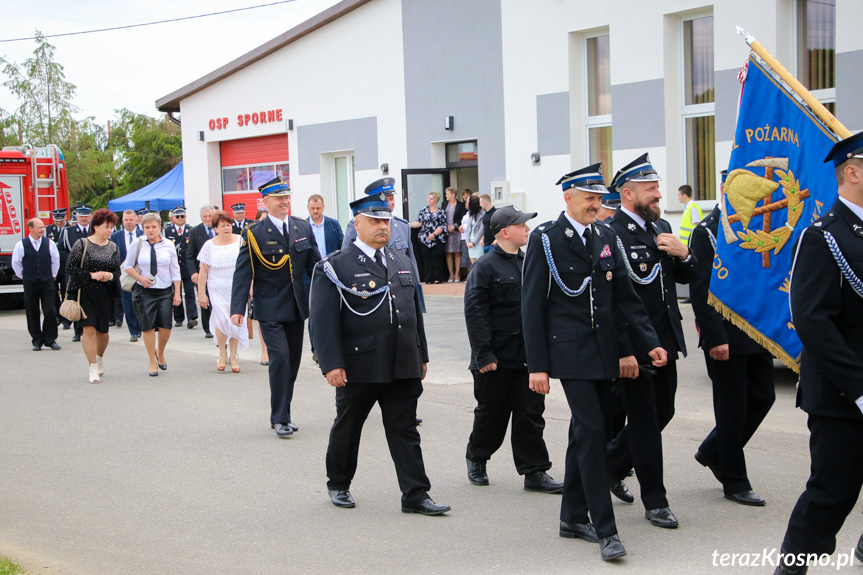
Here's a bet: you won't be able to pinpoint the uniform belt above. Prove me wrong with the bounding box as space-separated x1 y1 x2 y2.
839 326 863 341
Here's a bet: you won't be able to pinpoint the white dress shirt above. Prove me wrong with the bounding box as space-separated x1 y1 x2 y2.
267 213 290 236
12 235 60 279
310 217 326 252
563 212 591 246
122 228 138 251
354 237 386 269
124 237 181 289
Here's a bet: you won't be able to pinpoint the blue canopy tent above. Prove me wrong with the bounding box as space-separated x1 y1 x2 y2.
108 162 185 212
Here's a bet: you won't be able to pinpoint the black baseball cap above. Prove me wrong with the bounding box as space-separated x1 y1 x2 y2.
490 205 537 235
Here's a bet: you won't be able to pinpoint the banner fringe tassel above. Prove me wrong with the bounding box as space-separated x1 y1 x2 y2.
708 292 800 374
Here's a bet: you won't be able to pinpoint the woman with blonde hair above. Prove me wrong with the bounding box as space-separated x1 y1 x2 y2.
410 191 448 284
124 212 181 377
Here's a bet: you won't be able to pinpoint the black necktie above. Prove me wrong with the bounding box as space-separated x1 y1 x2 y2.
149 242 157 276
374 249 385 271
583 228 592 258
207 227 214 239
128 232 133 244
282 222 289 241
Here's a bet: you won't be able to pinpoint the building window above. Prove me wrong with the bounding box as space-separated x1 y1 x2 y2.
682 14 715 201
445 141 478 168
332 154 355 224
222 162 289 195
796 0 835 112
585 33 612 182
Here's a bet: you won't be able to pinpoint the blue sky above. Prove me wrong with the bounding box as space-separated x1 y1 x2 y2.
0 0 340 127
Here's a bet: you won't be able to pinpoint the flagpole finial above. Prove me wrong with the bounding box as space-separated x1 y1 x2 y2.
736 26 756 46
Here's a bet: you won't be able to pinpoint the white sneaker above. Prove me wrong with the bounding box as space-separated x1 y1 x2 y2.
89 363 101 383
96 355 105 376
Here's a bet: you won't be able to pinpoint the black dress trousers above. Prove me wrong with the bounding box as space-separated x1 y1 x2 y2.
258 318 304 425
606 361 678 510
23 279 58 347
697 351 775 494
559 379 617 539
465 367 551 475
326 378 431 504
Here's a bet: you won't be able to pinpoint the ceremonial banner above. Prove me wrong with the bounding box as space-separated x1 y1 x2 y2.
708 52 841 372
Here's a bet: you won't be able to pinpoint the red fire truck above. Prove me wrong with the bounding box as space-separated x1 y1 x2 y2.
0 144 69 293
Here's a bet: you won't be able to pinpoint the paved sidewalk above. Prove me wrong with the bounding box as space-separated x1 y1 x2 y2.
1 296 861 574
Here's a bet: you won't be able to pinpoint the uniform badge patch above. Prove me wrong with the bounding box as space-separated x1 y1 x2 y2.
627 223 637 232
294 237 306 243
599 244 612 258
631 252 638 259
640 263 647 272
369 280 376 288
564 228 574 238
606 271 613 281
814 222 822 227
538 226 545 231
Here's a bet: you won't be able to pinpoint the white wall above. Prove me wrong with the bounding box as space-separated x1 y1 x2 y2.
177 0 407 224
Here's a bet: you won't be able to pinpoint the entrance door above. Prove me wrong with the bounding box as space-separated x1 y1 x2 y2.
333 154 355 226
401 169 450 281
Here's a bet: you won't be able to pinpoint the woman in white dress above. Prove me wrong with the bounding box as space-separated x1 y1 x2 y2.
197 210 248 372
464 195 486 263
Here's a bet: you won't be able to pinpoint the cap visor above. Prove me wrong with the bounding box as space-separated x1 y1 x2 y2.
359 211 393 220
629 174 662 182
511 212 538 225
266 190 291 197
573 184 610 193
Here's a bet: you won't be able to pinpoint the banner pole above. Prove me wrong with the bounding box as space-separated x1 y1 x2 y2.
736 26 852 139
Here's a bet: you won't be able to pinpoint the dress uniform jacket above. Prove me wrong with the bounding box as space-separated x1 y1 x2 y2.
522 213 660 381
230 217 320 323
60 224 93 256
310 243 429 383
232 219 253 236
44 223 66 245
164 224 192 279
344 215 425 311
186 223 212 277
46 222 68 293
689 206 763 354
791 198 863 421
464 244 526 370
607 209 694 361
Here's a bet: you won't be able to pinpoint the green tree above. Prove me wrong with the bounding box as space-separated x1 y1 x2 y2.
113 110 182 196
0 30 79 145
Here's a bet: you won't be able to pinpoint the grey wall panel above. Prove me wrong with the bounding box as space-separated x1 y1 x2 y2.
715 68 741 142
537 92 570 156
297 117 378 175
837 50 863 131
610 79 666 149
401 0 506 192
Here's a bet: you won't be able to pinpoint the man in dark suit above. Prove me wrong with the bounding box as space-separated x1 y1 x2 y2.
306 194 343 256
59 204 94 342
603 154 695 529
231 203 253 235
164 206 197 328
12 218 61 350
187 205 216 338
231 176 321 438
45 208 70 330
691 173 775 507
109 209 143 342
522 163 666 561
774 133 863 575
310 191 449 515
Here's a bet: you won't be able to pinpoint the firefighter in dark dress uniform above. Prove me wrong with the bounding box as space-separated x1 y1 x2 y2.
463 205 563 494
230 176 321 438
521 163 667 561
45 208 70 329
164 206 198 328
774 132 863 574
691 172 775 507
603 155 695 529
309 191 450 516
231 203 252 235
60 204 94 341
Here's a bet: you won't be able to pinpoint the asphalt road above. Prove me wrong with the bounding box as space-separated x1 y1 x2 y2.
1 296 861 574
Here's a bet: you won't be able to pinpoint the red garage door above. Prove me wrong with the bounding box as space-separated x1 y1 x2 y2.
220 134 290 218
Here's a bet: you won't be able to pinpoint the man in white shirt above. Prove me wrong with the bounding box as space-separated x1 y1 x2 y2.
12 218 61 350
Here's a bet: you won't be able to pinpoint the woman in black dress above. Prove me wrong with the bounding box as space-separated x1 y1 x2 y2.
65 208 121 383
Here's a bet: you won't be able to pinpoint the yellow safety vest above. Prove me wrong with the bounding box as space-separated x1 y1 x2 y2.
679 201 703 244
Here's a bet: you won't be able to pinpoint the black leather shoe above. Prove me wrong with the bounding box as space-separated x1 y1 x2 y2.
72 334 81 342
32 345 41 351
204 332 214 339
856 533 863 563
116 321 122 329
48 342 61 350
174 321 183 327
415 417 423 426
188 319 199 328
600 534 627 561
645 507 679 528
401 498 451 515
725 490 765 506
773 552 809 574
524 471 563 494
108 321 116 327
287 422 298 432
155 353 167 370
694 450 722 483
610 481 634 503
149 371 158 377
62 323 71 330
130 335 138 342
329 489 355 508
466 460 489 486
559 521 599 543
274 423 293 438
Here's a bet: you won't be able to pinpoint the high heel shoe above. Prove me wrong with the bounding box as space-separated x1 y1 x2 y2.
96 355 105 376
217 355 226 372
155 353 167 371
260 355 269 366
230 358 240 373
88 363 101 383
